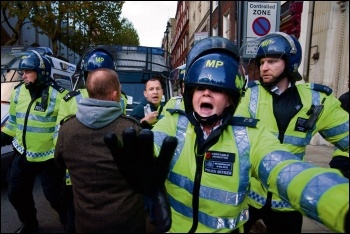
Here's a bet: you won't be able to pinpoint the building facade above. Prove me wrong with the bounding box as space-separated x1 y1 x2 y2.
165 1 349 146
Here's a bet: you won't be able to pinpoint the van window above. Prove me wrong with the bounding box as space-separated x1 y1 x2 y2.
53 74 73 91
1 69 23 103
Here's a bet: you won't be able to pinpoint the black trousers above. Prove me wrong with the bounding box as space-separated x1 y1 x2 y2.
244 204 303 233
7 152 66 225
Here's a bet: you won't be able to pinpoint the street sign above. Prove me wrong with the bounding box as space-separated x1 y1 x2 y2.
252 17 271 36
244 39 260 56
246 1 278 37
241 1 280 58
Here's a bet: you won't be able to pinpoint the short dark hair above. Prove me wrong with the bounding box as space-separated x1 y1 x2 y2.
145 76 164 90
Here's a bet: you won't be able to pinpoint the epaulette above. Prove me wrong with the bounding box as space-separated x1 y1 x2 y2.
60 114 76 125
14 81 24 89
63 90 81 102
50 82 66 93
308 83 333 96
230 116 259 127
172 96 183 100
167 108 186 115
247 80 259 88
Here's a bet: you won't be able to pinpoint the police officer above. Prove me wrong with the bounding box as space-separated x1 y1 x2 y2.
1 50 68 233
55 47 127 134
235 32 349 233
53 47 127 233
108 36 349 233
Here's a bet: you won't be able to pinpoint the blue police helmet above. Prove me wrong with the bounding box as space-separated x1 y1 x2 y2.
75 48 116 80
255 32 302 81
186 36 240 73
183 38 245 113
80 48 116 80
18 50 51 85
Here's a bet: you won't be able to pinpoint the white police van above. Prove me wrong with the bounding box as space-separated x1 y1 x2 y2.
1 46 76 182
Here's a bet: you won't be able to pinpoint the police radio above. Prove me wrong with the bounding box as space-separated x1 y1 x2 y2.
305 98 325 130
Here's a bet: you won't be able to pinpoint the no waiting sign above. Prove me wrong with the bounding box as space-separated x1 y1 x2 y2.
241 1 280 58
246 2 278 38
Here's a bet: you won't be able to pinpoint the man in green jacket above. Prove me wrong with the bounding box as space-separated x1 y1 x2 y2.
1 50 68 233
236 32 349 233
109 36 349 233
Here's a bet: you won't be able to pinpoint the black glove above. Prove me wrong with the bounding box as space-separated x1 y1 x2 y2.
329 156 349 179
1 132 13 147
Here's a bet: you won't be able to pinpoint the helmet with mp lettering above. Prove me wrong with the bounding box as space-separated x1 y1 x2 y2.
255 32 302 82
18 50 51 85
183 36 245 115
78 47 116 81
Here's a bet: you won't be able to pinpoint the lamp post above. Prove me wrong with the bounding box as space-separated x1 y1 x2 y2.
164 21 172 67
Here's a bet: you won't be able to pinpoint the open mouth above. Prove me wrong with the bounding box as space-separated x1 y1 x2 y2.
200 102 213 111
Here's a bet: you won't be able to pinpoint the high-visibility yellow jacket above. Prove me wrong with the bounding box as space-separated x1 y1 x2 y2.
235 81 349 211
163 96 184 118
152 112 348 233
2 82 68 162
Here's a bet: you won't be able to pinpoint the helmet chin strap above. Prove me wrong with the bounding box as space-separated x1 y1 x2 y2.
193 112 219 126
193 106 233 126
25 80 38 90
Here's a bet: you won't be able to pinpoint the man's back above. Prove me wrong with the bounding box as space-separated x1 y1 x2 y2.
56 115 145 232
54 68 146 232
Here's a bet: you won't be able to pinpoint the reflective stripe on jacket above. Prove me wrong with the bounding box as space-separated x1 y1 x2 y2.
2 83 67 162
151 112 348 233
236 81 349 211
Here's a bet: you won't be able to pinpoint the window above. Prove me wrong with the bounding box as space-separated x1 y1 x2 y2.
212 25 218 36
223 13 230 39
212 1 218 11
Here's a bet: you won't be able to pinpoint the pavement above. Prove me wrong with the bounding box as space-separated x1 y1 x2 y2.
0 144 339 233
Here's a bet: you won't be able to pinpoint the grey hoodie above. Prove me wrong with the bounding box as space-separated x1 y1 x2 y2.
76 98 123 129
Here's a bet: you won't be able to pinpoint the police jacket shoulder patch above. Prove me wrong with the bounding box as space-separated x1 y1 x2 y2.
14 81 24 89
63 90 81 102
231 116 259 127
50 82 67 93
308 83 333 96
167 108 186 116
